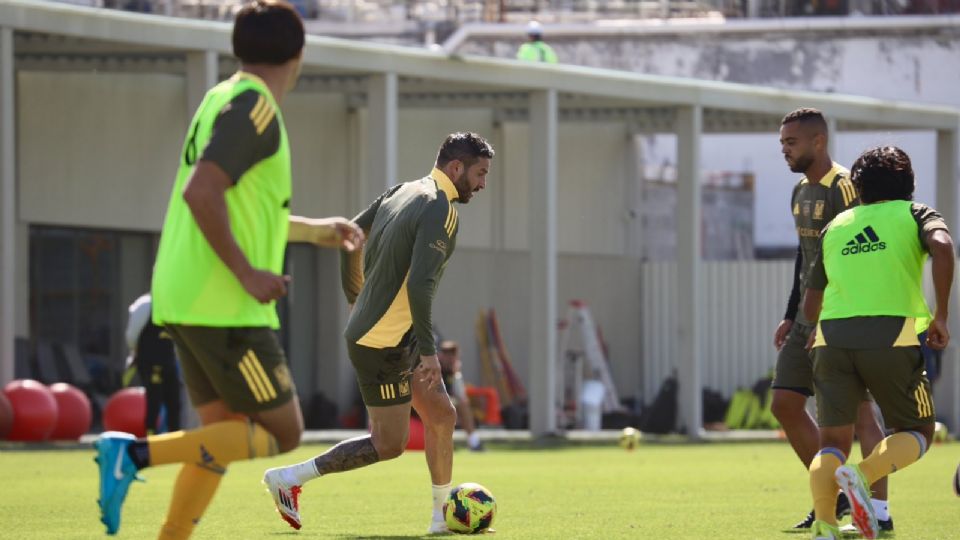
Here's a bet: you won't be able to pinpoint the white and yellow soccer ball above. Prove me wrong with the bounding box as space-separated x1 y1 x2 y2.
619 426 641 451
443 482 496 534
934 421 950 443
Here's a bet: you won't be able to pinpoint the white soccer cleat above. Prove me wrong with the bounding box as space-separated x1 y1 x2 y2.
835 464 877 540
263 467 303 530
427 519 450 534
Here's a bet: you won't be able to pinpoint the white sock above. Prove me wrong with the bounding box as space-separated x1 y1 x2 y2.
468 432 481 448
432 483 451 520
284 458 321 485
872 499 889 521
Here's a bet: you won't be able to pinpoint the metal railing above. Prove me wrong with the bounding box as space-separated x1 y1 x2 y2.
48 0 960 23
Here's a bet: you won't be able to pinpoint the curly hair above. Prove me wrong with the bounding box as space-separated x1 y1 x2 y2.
850 146 915 203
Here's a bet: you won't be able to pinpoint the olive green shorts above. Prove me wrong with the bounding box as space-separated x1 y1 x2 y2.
165 325 295 414
813 345 934 429
772 322 816 396
347 339 420 407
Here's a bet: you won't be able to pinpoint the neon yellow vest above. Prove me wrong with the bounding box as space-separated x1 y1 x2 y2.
152 73 291 328
820 200 931 322
517 42 558 63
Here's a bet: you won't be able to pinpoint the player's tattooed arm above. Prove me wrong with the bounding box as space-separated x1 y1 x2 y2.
313 436 380 474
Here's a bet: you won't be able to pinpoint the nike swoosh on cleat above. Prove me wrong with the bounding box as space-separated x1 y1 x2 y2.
114 448 126 481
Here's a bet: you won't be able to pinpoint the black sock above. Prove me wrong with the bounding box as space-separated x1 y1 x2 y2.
127 441 150 470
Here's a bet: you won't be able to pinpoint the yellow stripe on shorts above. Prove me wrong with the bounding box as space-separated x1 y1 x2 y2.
244 350 278 400
238 359 266 403
915 385 933 418
379 384 397 400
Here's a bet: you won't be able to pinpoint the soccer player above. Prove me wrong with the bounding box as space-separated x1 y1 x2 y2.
802 145 953 540
771 108 890 529
93 2 364 538
125 293 181 434
438 340 484 452
263 132 495 534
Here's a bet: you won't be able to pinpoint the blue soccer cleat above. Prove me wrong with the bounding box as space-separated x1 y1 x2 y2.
94 431 143 535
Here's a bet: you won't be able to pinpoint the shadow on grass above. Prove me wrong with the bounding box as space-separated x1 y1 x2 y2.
265 534 437 539
778 526 894 538
263 532 447 539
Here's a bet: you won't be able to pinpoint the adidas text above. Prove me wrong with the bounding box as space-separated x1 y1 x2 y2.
842 241 886 256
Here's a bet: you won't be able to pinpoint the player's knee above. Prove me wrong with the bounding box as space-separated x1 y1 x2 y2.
853 405 882 436
424 399 457 433
275 426 303 454
770 395 795 421
376 435 408 460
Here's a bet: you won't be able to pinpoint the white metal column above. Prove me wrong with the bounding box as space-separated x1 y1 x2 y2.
1 27 15 385
185 50 217 118
935 126 959 432
935 127 959 265
826 116 838 158
675 105 703 438
365 73 398 202
529 90 558 437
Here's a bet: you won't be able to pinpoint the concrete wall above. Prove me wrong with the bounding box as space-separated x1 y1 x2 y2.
18 72 185 231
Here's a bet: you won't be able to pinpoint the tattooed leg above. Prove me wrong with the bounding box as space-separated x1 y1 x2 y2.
312 436 380 475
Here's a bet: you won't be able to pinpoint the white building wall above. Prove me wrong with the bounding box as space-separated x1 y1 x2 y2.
18 72 185 231
501 121 631 255
285 92 353 218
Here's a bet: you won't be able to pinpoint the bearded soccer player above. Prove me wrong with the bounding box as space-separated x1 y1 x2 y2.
263 132 494 534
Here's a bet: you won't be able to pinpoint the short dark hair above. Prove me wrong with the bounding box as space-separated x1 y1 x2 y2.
781 107 828 134
851 146 915 203
232 0 305 65
436 132 495 169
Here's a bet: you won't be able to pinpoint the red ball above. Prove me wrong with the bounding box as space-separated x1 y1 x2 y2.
49 383 92 440
103 387 146 437
406 416 425 451
0 391 13 439
3 379 58 441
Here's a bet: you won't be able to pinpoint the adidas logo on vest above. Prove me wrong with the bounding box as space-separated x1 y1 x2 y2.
842 225 886 256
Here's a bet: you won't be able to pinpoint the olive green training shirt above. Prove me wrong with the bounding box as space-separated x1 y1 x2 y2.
341 168 460 356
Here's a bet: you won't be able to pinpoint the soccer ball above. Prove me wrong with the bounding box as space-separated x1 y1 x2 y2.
443 482 496 534
934 421 950 443
619 426 641 451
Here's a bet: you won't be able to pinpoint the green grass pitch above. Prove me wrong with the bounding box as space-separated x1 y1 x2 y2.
2 441 958 538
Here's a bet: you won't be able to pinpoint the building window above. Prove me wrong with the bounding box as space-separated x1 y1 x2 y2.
29 226 155 390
